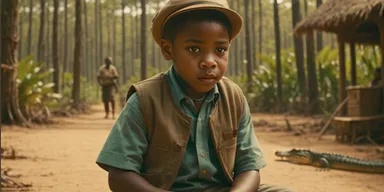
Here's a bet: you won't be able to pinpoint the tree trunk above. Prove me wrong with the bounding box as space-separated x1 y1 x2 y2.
316 0 323 53
52 0 60 92
273 0 283 112
19 8 23 60
140 0 147 80
291 0 306 103
306 32 319 114
98 0 103 64
258 0 262 65
304 0 319 114
63 0 68 76
83 0 90 80
122 0 127 83
27 0 33 55
135 0 140 59
72 0 82 109
244 0 252 93
94 0 99 66
130 6 135 76
107 11 111 57
37 0 46 63
1 0 29 125
113 10 117 75
251 0 256 69
45 2 50 68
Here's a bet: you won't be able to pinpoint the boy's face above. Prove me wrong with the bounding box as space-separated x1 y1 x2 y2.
161 20 230 94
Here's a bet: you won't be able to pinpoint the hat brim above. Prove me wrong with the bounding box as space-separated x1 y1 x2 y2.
152 4 242 46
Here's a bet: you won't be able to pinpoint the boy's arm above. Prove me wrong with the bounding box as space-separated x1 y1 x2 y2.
230 97 266 191
96 93 167 192
108 167 171 192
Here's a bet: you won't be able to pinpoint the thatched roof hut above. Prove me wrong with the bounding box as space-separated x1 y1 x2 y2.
293 0 384 116
295 0 384 45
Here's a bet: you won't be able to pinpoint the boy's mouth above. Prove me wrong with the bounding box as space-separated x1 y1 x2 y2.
198 74 218 84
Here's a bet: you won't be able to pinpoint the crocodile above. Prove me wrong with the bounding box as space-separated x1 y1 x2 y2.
275 148 384 174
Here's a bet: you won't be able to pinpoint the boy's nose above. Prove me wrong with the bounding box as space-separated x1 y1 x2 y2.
200 56 217 69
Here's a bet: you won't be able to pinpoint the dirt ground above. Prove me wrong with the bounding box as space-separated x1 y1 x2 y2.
1 104 384 192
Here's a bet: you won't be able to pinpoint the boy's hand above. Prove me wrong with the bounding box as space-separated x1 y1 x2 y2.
108 167 172 192
229 170 260 192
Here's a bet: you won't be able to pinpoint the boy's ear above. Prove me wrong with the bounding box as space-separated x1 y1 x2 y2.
160 39 172 61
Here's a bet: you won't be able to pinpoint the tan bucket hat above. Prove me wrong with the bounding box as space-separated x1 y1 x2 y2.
151 0 243 46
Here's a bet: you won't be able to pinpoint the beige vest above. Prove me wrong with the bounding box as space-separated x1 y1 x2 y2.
126 73 245 190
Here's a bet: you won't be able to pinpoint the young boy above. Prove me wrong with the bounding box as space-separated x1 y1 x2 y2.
96 0 294 191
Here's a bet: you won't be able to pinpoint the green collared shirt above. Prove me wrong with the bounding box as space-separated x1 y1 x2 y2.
96 66 266 191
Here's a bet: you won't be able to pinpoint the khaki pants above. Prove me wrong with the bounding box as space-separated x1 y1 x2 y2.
202 184 295 192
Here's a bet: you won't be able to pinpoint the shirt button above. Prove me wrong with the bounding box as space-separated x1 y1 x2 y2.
201 153 206 158
201 169 207 174
173 143 182 152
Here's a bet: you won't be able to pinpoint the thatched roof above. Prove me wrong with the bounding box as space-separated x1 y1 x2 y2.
294 0 384 45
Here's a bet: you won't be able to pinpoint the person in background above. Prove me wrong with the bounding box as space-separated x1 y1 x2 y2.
370 67 382 87
97 57 119 119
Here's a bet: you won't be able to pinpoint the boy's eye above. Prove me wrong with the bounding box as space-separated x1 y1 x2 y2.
188 47 200 53
216 48 227 54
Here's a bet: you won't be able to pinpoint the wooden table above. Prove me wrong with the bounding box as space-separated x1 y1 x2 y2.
332 114 384 145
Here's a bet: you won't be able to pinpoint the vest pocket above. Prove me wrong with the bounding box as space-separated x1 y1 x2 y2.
142 145 171 174
219 137 237 178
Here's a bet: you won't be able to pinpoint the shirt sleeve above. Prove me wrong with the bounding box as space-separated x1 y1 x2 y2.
96 92 148 174
233 96 266 175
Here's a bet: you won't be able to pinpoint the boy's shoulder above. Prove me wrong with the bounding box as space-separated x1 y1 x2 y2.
218 76 244 93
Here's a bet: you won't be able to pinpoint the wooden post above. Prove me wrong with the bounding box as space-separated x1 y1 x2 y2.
337 34 347 116
376 17 384 112
350 42 357 86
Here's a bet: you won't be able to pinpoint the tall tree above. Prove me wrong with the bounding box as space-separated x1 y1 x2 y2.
121 0 127 83
316 0 323 53
27 0 33 55
63 0 68 74
1 0 28 125
94 0 99 66
37 0 46 62
52 0 60 93
113 8 117 72
19 5 23 60
304 0 319 114
291 0 306 103
72 0 82 109
244 0 252 93
251 0 256 68
130 5 135 76
140 0 147 80
83 0 90 80
273 0 283 112
98 0 103 62
258 0 263 65
135 0 140 59
45 1 50 67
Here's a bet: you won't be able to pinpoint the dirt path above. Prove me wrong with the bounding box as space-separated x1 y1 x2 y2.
1 105 384 192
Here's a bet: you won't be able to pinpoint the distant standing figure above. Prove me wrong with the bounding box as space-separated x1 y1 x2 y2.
97 57 119 119
370 67 382 87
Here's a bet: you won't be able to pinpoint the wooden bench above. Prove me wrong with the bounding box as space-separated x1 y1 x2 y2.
332 114 384 145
